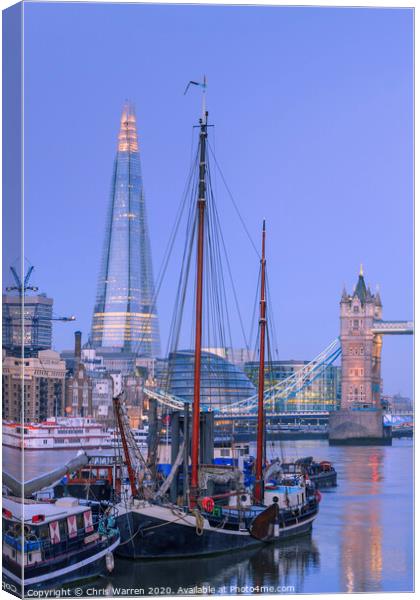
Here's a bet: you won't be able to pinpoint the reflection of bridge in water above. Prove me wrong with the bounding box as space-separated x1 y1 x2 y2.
144 269 412 416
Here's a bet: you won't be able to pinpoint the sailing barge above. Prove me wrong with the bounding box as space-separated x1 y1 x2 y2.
113 81 319 559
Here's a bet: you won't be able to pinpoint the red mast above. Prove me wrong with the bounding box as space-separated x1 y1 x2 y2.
255 221 267 504
113 394 139 499
190 99 208 508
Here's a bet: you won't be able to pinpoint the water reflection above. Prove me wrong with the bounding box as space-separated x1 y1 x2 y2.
249 536 320 592
340 448 384 592
87 537 320 596
3 441 413 594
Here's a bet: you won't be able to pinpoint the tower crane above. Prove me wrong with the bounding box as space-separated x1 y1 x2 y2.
4 265 75 356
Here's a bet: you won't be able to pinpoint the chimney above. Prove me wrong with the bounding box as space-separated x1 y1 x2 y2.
74 331 82 360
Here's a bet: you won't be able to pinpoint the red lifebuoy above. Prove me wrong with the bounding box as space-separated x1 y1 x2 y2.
315 489 322 503
201 497 215 513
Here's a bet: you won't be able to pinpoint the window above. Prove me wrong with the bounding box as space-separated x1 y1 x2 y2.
76 513 84 530
59 520 67 538
38 526 49 540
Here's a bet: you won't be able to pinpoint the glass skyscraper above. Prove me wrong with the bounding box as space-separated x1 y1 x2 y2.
91 102 161 357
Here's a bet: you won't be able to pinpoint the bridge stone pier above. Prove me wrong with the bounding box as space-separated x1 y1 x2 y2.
329 266 413 445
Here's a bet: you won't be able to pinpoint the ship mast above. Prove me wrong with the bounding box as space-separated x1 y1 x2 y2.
255 221 267 504
113 393 139 498
190 81 208 508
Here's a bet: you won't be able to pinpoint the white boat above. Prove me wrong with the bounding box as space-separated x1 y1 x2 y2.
2 417 113 450
108 425 149 450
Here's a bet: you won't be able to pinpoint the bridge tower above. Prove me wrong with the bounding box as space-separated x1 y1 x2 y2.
340 266 383 409
330 266 412 445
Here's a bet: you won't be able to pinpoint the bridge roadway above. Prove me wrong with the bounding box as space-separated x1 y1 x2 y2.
215 410 414 424
215 411 331 424
372 320 414 335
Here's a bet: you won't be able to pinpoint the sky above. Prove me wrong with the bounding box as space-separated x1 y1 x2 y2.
12 3 413 397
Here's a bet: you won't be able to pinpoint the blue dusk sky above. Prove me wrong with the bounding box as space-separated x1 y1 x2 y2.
16 3 413 397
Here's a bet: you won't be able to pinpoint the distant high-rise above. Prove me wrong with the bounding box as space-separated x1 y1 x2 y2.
2 266 53 357
91 102 161 357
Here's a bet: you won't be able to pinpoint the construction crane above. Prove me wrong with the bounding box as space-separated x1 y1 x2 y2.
4 265 76 355
6 265 38 295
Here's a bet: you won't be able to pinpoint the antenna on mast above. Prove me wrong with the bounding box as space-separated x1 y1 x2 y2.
184 76 207 121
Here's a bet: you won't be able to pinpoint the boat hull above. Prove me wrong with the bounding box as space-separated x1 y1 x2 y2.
2 536 119 594
311 472 337 488
116 508 260 559
115 502 317 559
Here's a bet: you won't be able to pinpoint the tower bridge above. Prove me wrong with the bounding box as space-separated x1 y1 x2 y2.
371 320 413 335
143 267 412 427
339 266 413 411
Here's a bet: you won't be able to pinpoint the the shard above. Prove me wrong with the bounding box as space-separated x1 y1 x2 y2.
91 102 161 357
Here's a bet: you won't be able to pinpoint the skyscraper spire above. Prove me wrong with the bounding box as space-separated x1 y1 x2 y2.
91 102 161 357
118 101 139 153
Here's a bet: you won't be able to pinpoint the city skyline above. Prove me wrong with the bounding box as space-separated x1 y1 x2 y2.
17 4 413 397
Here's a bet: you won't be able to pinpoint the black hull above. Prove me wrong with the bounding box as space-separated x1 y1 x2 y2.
3 555 107 598
311 473 337 488
116 510 260 559
116 505 317 560
3 536 119 595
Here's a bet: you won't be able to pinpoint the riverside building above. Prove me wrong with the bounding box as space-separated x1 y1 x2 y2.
244 360 341 412
2 350 66 422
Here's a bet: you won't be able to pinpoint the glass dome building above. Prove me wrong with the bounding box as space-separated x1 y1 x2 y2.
159 350 256 411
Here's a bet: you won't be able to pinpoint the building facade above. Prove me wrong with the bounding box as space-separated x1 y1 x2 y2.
3 293 53 357
340 267 383 409
2 350 66 422
382 393 413 414
65 362 93 418
244 360 341 412
91 102 161 357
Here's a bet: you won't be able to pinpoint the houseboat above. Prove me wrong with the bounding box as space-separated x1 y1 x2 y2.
2 495 120 592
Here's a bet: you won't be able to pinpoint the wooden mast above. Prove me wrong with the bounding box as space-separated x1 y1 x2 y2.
113 393 139 498
255 221 267 504
190 87 208 508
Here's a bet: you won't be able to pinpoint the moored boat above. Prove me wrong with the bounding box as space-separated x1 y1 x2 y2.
2 495 120 593
3 417 112 450
280 456 337 488
113 80 319 559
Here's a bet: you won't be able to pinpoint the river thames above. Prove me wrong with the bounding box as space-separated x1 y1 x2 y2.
3 439 413 595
